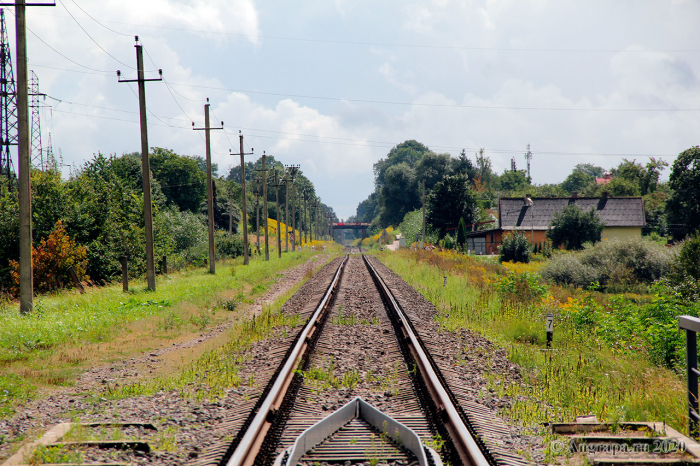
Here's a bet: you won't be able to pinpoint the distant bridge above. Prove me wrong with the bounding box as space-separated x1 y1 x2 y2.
331 222 370 230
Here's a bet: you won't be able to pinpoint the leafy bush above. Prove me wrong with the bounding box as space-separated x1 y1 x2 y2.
547 205 605 250
9 220 88 295
216 234 244 259
541 237 675 289
498 231 531 263
155 207 207 253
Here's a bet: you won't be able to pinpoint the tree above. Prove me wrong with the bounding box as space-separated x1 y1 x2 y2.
594 177 640 196
378 163 420 227
427 173 477 238
193 155 219 178
456 217 467 251
499 169 530 192
356 192 379 223
373 140 429 189
667 146 700 239
499 231 531 263
547 205 605 250
562 170 594 194
150 148 207 213
451 149 477 181
474 148 494 188
415 152 452 191
574 163 605 178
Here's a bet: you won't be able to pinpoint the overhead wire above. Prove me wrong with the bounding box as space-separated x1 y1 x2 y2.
4 8 115 73
58 0 137 70
26 10 700 54
67 0 132 37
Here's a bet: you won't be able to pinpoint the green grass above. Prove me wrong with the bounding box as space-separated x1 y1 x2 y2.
0 248 340 416
106 253 337 401
379 249 687 433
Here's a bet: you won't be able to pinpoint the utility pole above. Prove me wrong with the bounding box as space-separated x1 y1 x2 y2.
284 172 289 252
254 175 260 254
193 98 223 274
10 0 56 313
421 179 426 248
255 152 271 261
118 37 163 291
303 190 309 245
524 143 532 183
285 165 300 251
228 184 233 236
230 133 253 264
274 170 282 259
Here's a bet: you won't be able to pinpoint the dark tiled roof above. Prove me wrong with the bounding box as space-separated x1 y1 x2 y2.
499 197 645 230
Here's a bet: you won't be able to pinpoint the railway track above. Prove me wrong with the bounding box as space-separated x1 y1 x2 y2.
196 253 518 466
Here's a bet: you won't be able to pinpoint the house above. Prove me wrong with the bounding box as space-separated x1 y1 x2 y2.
595 172 613 185
465 194 645 255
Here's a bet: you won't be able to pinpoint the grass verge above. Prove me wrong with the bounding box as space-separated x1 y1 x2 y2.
377 249 686 433
0 245 341 416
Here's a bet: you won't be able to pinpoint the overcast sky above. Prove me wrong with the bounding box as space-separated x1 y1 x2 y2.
6 0 699 219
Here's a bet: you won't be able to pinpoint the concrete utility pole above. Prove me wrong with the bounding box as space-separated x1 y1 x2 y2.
255 152 271 261
285 165 300 251
8 0 55 313
118 37 162 291
192 99 223 274
230 132 253 265
228 185 233 236
274 170 282 259
254 176 260 253
421 179 426 248
303 190 309 245
284 173 289 253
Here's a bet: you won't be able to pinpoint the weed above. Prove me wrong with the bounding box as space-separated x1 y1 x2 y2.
342 369 361 389
189 310 211 330
26 444 83 465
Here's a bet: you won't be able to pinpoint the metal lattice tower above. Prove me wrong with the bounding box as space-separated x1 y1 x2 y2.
29 70 43 170
524 143 532 181
0 9 17 187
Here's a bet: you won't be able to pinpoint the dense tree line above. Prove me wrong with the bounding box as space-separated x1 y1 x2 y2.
0 149 333 294
352 140 697 242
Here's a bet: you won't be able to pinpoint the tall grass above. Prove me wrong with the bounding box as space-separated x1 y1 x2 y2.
379 249 686 431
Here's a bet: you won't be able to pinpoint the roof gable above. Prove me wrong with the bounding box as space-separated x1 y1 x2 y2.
499 197 645 230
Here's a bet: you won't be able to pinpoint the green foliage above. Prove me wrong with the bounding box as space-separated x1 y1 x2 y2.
427 173 477 238
378 163 420 227
373 140 429 189
456 217 467 249
561 170 594 194
547 205 605 250
498 169 530 191
541 237 675 289
494 270 548 300
498 231 531 263
156 207 207 253
415 152 452 191
594 177 640 196
667 146 700 239
150 148 206 213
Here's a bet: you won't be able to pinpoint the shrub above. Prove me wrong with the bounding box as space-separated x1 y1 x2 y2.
216 234 244 259
498 231 531 263
547 205 605 250
9 220 88 295
541 237 675 289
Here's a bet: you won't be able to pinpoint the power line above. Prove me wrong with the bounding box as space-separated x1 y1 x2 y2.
59 0 136 70
165 81 700 112
26 11 700 54
66 0 131 37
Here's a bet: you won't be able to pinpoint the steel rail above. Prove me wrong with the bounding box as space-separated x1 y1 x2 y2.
363 254 491 466
226 254 348 466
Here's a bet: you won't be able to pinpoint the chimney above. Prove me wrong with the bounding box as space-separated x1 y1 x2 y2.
571 192 578 199
602 191 609 199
